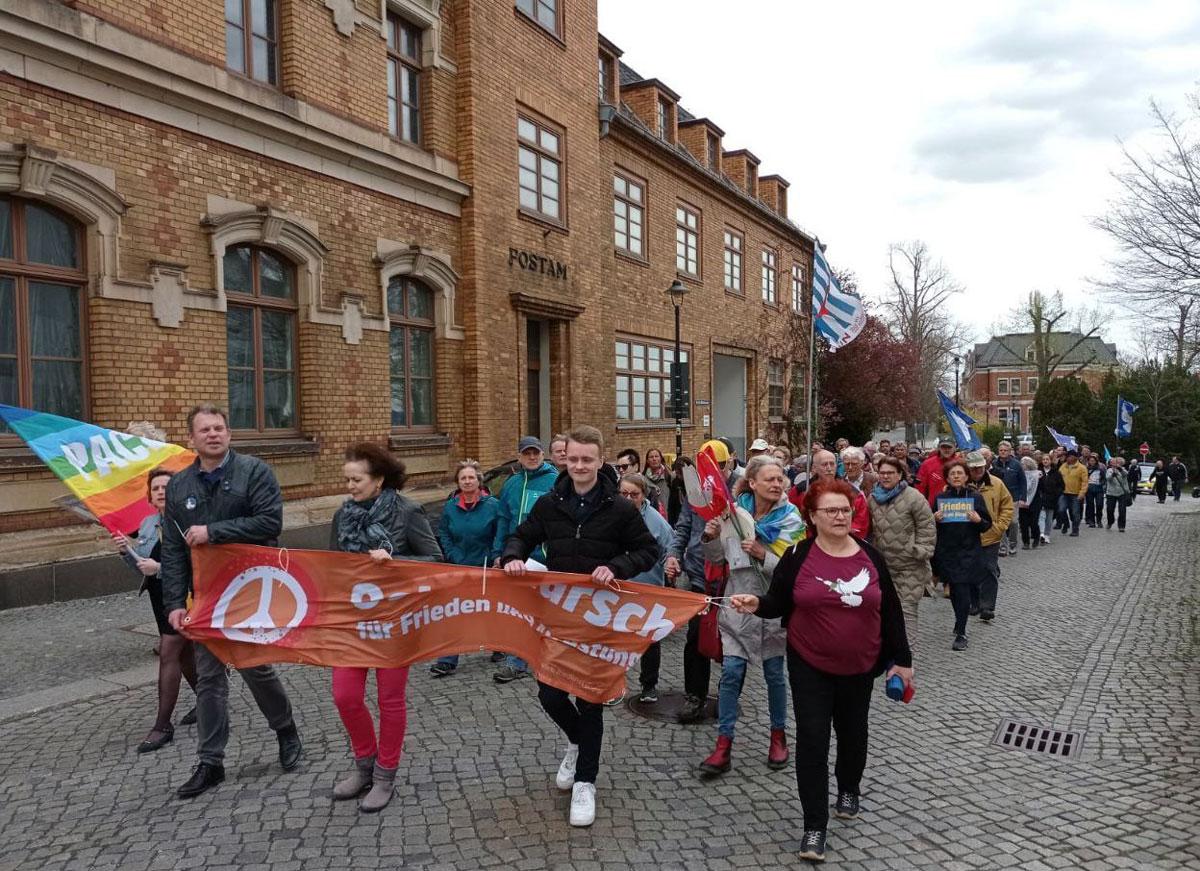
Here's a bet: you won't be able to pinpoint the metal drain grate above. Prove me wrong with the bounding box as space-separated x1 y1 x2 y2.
992 718 1083 758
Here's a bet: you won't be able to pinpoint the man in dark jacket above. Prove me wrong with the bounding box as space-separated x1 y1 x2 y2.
162 404 301 799
501 425 657 828
1167 456 1188 501
991 440 1027 557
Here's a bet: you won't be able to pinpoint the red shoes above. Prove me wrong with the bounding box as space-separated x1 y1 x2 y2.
698 735 732 776
768 728 789 769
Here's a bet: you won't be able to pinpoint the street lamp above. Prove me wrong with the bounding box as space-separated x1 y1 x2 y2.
953 354 961 406
666 279 689 457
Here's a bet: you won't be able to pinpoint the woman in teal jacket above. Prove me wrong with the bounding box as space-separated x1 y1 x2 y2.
430 460 504 677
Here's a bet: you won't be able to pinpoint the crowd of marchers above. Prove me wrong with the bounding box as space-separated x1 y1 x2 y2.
112 405 1185 865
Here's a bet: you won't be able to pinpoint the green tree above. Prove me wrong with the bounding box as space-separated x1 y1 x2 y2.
1030 377 1099 452
1113 362 1200 470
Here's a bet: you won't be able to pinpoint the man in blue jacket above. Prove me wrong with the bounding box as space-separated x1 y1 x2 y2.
991 440 1026 557
492 435 559 683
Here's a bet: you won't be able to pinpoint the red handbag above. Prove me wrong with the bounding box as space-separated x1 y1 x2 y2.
697 561 727 662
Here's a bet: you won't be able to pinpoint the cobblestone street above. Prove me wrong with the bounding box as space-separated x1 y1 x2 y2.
1 500 1197 871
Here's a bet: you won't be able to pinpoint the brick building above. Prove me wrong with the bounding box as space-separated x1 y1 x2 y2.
963 332 1119 434
0 0 814 595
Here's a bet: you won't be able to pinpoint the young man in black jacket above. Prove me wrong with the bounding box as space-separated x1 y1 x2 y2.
501 425 658 827
161 404 302 799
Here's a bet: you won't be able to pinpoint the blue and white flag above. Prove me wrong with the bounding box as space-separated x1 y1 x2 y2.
936 389 981 450
812 243 866 351
1103 445 1113 462
1047 426 1078 452
1115 396 1138 438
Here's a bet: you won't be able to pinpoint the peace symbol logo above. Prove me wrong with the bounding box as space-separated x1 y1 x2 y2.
211 564 309 645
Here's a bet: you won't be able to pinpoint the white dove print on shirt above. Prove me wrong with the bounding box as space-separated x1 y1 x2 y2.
819 567 871 607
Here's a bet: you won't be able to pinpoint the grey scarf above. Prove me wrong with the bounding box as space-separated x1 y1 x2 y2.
336 487 398 555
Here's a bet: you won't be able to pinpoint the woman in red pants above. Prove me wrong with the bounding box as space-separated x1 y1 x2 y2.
328 443 442 812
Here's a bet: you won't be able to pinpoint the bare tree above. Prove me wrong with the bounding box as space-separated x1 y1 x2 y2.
995 290 1110 380
882 241 971 436
1093 93 1200 347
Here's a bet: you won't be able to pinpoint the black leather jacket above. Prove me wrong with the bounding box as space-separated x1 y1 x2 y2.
160 449 283 612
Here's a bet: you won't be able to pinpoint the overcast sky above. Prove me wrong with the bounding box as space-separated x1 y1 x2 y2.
598 0 1200 351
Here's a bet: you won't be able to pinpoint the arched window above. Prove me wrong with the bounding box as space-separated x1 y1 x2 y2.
0 196 87 433
223 244 298 432
388 277 435 430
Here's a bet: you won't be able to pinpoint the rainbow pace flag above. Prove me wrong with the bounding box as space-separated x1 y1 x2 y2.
0 404 195 535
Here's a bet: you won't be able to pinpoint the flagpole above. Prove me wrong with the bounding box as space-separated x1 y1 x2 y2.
805 281 817 465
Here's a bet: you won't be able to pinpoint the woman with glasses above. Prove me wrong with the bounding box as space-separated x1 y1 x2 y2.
697 455 804 780
430 460 505 678
866 456 936 644
730 476 913 863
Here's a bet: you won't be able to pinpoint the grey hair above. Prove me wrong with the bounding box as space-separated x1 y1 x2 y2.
998 439 1013 450
863 441 877 454
127 421 167 441
734 455 786 496
619 472 650 496
1020 456 1038 471
841 446 866 463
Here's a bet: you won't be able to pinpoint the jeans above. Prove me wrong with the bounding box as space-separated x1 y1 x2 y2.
194 643 294 766
1172 480 1183 501
787 651 873 830
682 612 711 700
639 641 661 690
1085 485 1105 525
331 666 409 768
537 681 603 783
1105 495 1127 530
971 544 1001 614
503 654 527 673
717 654 788 739
1058 494 1082 533
1042 506 1057 537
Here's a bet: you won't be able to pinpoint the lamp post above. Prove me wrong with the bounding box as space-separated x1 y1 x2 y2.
667 279 689 457
953 354 961 406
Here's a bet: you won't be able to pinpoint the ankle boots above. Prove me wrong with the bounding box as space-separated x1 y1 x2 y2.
332 755 375 801
767 728 789 769
359 762 397 813
332 756 397 812
698 735 733 776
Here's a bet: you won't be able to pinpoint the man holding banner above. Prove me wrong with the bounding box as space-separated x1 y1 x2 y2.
162 404 303 799
501 425 658 828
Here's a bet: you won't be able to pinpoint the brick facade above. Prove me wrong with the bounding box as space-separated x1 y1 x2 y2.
0 0 814 572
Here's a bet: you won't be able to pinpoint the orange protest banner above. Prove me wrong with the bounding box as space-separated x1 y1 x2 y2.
182 544 710 704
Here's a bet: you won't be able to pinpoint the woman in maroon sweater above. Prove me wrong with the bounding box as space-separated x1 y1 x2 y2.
732 477 913 863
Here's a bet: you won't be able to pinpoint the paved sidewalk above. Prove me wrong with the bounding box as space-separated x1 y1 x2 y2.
0 499 1197 870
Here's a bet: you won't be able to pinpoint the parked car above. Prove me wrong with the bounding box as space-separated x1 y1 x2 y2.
1135 462 1157 495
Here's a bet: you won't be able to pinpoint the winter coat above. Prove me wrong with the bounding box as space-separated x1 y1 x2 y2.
500 464 658 579
494 461 560 551
1040 465 1065 503
629 500 672 586
755 535 912 675
669 500 707 593
1167 461 1188 483
1150 466 1169 493
161 449 282 612
991 455 1027 502
438 491 503 567
701 494 796 664
1059 460 1088 498
330 490 442 560
867 484 936 604
1105 468 1131 499
932 486 992 585
976 474 1015 548
916 453 948 508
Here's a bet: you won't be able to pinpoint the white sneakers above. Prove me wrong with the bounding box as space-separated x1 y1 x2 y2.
570 782 596 827
555 743 579 790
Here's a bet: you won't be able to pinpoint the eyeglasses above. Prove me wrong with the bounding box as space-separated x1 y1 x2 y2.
614 463 632 472
814 507 853 517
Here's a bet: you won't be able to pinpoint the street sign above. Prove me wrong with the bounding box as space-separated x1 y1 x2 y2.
1139 442 1150 456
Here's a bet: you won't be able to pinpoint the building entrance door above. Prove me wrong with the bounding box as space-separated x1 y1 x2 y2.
526 319 551 444
712 353 747 459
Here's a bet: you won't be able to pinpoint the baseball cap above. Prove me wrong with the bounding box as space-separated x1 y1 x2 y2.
965 450 986 467
938 437 955 448
517 435 543 453
749 438 770 452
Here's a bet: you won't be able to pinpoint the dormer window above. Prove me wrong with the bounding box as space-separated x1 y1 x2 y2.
1025 344 1036 362
657 98 668 139
747 163 757 195
598 53 613 102
707 133 719 170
